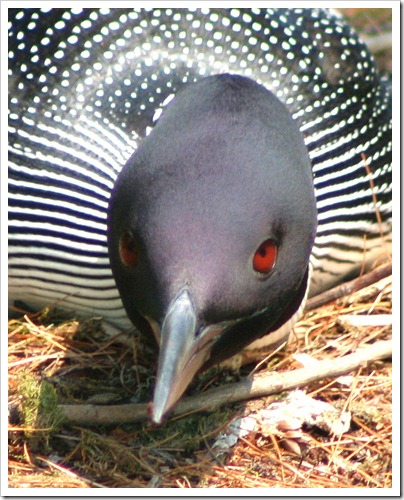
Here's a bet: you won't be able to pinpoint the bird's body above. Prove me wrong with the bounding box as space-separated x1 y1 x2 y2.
8 8 391 421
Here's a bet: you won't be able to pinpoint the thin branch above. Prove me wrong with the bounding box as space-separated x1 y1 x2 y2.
58 339 391 426
305 262 391 311
361 33 392 54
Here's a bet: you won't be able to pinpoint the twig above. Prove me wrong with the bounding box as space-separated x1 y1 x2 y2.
36 457 105 488
361 33 392 54
338 314 392 328
305 263 391 311
58 339 391 426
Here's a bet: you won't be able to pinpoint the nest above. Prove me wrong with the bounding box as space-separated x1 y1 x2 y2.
7 260 393 489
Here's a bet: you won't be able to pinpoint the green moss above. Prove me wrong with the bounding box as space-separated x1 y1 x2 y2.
16 372 63 449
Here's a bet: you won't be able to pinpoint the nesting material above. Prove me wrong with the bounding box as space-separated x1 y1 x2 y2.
212 390 352 456
8 263 392 489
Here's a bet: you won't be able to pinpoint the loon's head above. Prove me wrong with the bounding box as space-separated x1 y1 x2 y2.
107 74 317 423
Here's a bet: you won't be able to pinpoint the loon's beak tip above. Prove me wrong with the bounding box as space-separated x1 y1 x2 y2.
150 407 164 426
150 289 210 424
151 381 172 425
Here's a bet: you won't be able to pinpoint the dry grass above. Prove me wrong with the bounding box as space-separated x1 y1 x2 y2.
7 262 393 490
7 7 393 492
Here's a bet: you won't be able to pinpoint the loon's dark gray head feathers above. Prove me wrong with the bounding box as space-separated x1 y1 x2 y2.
108 74 317 423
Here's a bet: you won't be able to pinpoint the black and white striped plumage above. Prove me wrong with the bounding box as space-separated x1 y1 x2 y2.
8 7 392 333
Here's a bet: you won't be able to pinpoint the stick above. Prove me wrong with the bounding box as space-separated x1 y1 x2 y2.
58 339 391 426
305 263 391 311
361 33 392 54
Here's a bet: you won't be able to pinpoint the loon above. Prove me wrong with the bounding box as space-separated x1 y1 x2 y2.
8 8 392 423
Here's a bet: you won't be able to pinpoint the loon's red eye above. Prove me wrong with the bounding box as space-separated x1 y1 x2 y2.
119 231 139 267
253 239 277 274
